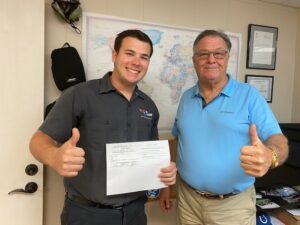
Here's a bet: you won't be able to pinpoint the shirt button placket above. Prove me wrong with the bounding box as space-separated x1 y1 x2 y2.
126 103 131 140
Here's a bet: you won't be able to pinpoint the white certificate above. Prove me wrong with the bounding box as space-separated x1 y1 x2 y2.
252 30 274 65
106 140 170 195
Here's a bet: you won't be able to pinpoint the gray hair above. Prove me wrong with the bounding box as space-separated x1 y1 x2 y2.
193 29 232 52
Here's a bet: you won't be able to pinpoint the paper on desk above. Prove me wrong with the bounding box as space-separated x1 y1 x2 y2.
286 208 300 216
106 140 170 195
256 198 280 209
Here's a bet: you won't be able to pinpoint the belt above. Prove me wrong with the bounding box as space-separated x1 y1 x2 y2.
67 193 133 209
182 179 237 200
195 190 237 199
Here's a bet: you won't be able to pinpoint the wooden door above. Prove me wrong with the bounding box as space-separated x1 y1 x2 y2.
0 0 44 224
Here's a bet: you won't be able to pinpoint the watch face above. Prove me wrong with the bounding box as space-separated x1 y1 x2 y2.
272 154 278 167
269 147 279 169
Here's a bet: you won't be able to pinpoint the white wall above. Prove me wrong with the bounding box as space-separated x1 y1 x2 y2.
43 0 299 224
292 9 300 122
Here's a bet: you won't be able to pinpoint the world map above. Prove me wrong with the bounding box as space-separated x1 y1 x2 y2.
82 13 241 133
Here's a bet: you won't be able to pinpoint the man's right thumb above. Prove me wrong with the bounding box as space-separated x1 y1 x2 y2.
69 128 80 146
249 124 259 146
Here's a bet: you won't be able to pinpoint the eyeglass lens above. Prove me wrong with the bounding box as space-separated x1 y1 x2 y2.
194 50 228 60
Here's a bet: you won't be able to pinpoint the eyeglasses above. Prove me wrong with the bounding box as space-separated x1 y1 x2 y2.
194 50 228 60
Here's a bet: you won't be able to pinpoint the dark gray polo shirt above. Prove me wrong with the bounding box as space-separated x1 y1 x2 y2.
40 72 159 206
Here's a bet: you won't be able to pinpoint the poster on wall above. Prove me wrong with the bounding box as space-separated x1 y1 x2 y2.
82 13 241 133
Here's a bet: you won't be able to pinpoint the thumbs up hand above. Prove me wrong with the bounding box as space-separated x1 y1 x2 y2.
52 128 85 177
240 124 273 177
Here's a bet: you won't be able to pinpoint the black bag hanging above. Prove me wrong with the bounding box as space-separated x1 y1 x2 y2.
51 42 86 91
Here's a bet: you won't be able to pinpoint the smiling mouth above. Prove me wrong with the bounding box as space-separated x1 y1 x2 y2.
205 67 218 70
127 68 140 74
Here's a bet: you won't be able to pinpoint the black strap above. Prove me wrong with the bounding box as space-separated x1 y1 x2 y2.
62 42 70 48
70 22 81 34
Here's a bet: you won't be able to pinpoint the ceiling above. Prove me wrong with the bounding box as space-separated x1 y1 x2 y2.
258 0 300 8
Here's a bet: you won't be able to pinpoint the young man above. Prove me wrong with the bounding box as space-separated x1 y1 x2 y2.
30 29 176 225
160 30 288 225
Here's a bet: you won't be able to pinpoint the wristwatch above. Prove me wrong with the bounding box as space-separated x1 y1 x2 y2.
269 146 279 169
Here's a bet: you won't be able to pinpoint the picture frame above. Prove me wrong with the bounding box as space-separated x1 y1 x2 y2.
245 75 274 103
246 24 278 70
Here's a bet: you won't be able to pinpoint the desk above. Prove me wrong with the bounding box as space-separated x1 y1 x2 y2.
270 186 300 225
268 208 300 225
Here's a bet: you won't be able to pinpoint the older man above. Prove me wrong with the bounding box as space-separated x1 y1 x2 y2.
160 29 288 225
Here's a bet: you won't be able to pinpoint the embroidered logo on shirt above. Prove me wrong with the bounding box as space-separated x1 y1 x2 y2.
139 108 153 120
220 110 234 114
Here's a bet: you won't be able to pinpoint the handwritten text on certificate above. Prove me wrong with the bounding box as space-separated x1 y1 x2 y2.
106 140 170 195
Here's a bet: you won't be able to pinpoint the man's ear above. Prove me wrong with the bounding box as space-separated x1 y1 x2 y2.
192 56 196 65
112 49 117 63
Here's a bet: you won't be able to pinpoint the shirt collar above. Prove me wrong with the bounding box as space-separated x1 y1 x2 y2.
221 74 236 97
98 72 145 100
193 74 236 98
98 72 115 94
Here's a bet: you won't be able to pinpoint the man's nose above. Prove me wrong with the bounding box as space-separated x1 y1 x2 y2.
131 56 141 65
207 53 216 63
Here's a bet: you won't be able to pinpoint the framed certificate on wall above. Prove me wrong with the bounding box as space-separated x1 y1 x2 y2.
246 24 278 70
245 75 274 103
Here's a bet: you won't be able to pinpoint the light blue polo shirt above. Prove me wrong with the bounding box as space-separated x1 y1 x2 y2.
172 75 281 194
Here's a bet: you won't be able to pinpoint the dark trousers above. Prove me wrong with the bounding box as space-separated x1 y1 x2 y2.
61 196 147 225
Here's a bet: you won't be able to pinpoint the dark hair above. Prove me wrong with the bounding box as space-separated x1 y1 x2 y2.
193 30 232 52
114 29 153 57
